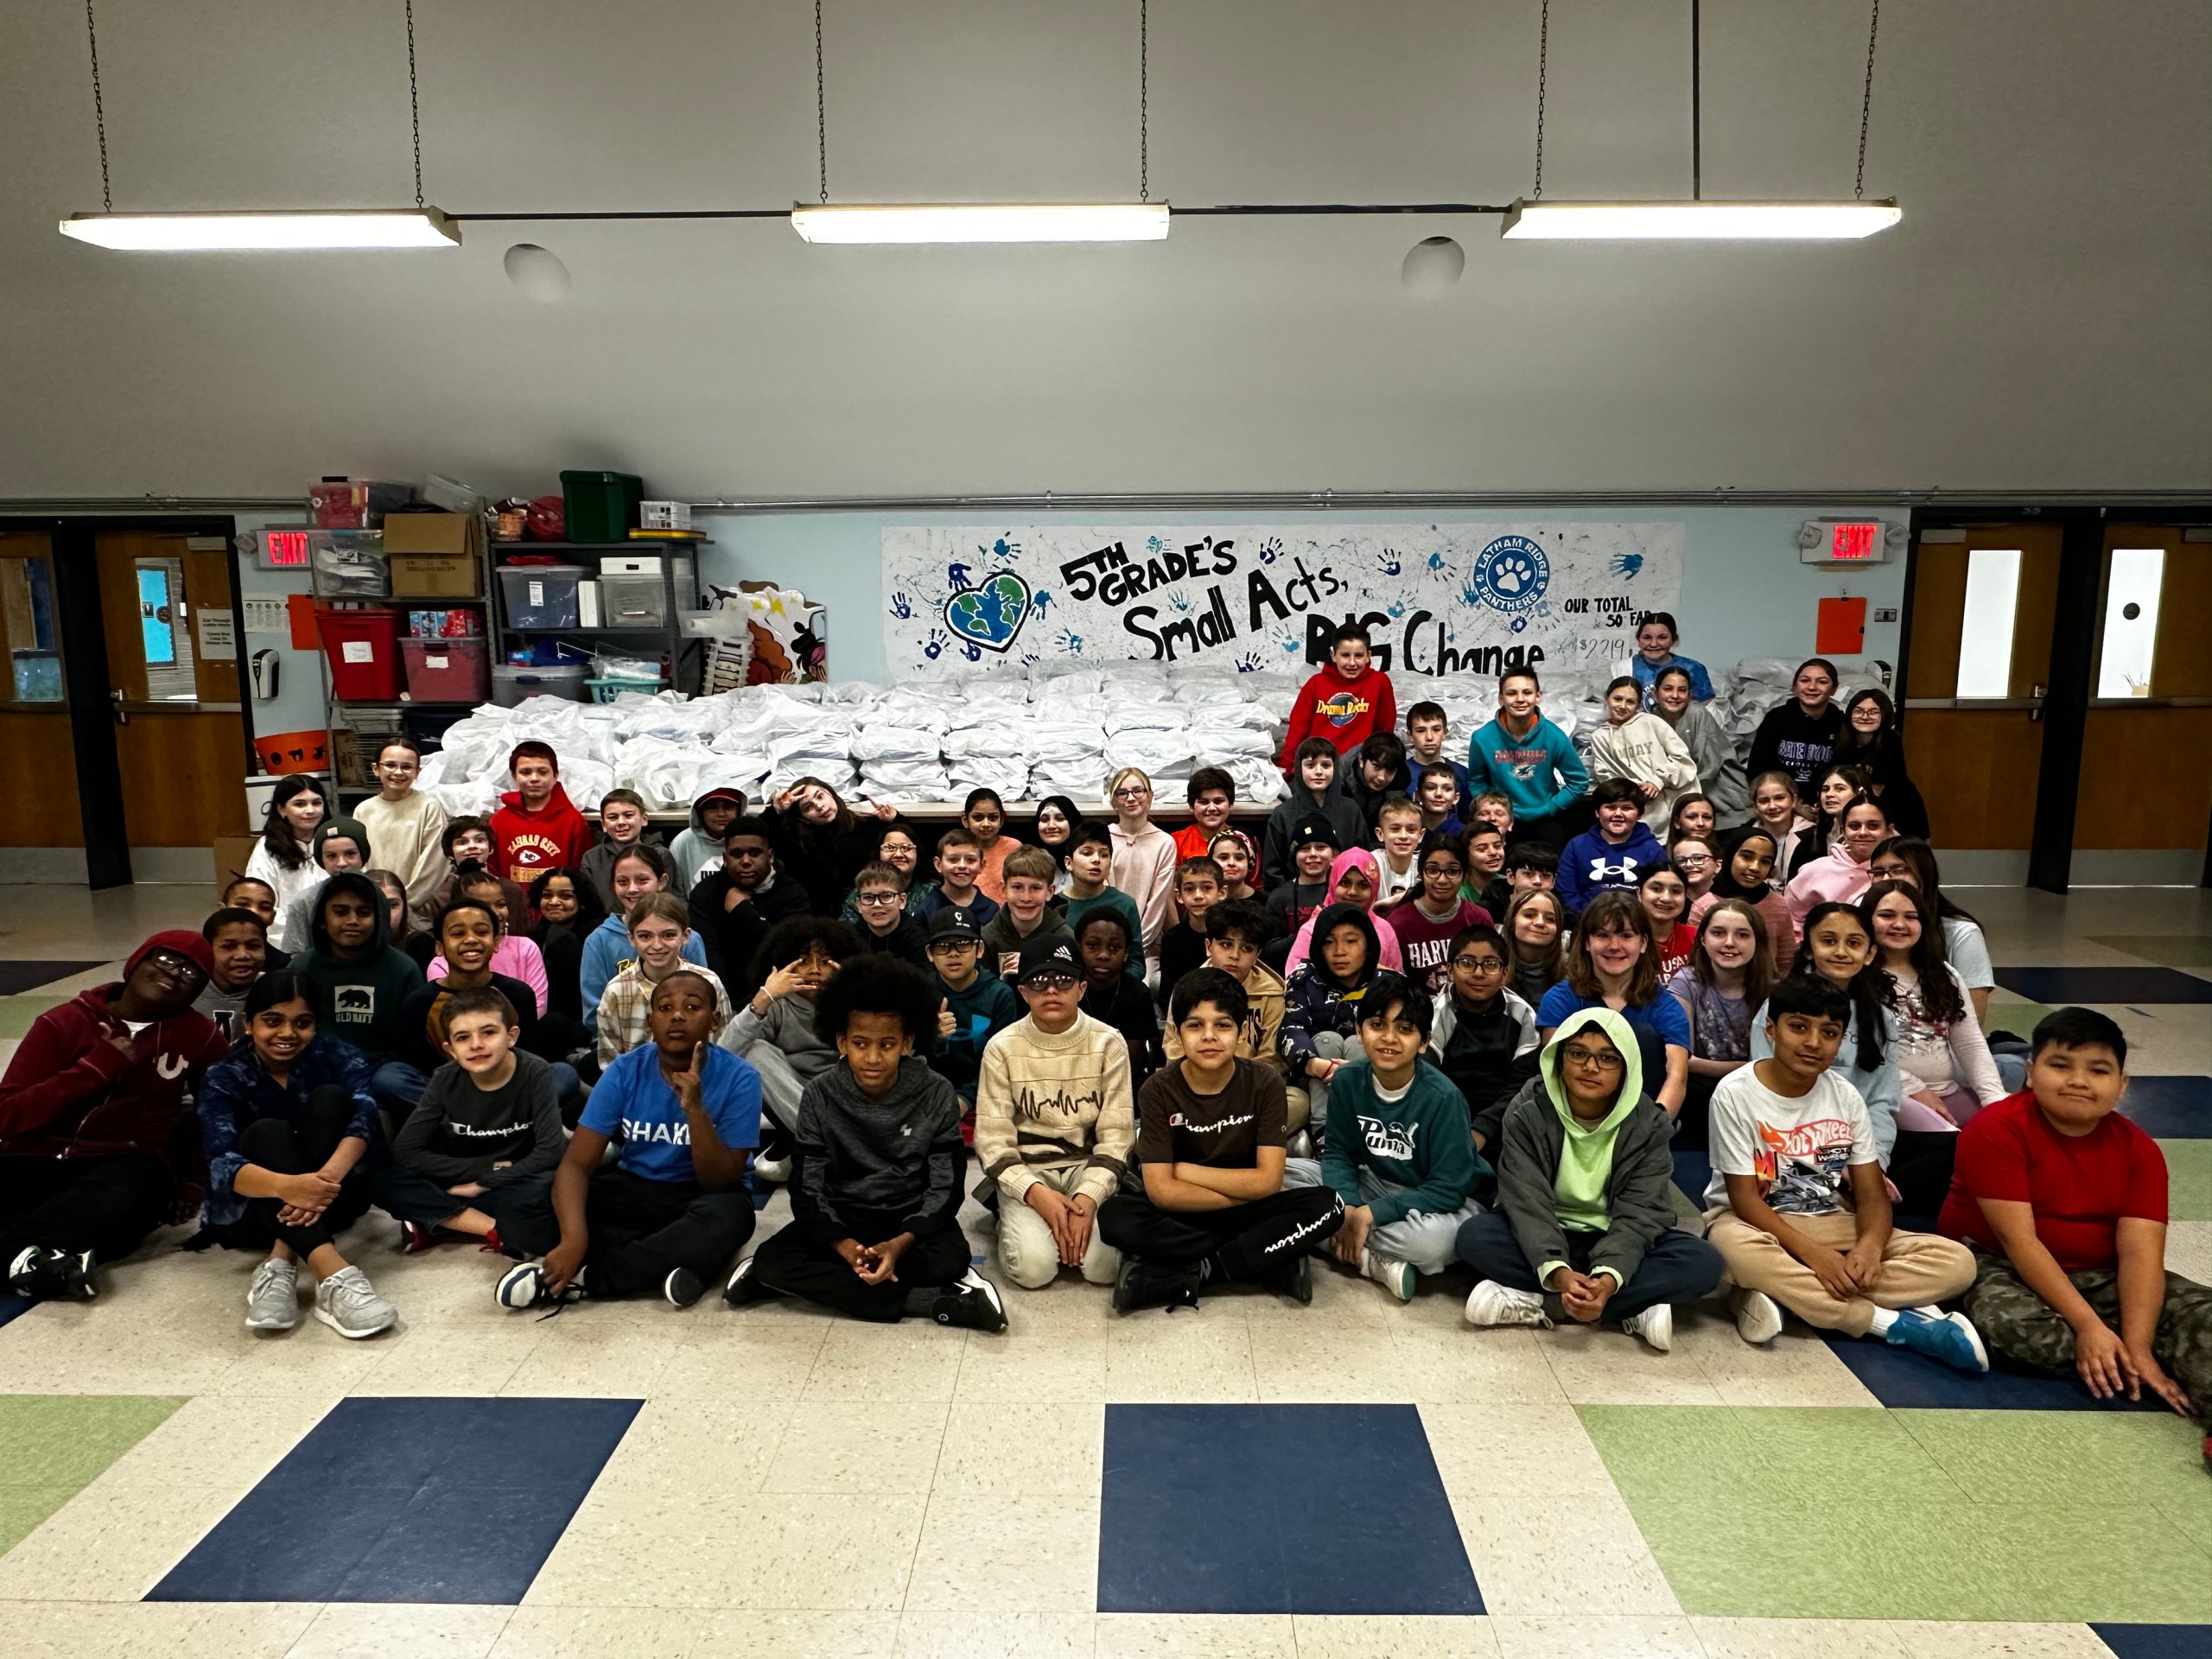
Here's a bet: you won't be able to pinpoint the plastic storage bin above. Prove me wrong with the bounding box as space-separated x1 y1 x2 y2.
400 636 492 703
316 607 404 701
308 479 410 529
598 572 671 628
492 662 589 706
560 470 644 543
311 529 389 597
586 674 664 703
498 564 586 630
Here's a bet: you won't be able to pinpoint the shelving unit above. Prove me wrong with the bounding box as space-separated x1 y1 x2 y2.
490 539 714 698
313 522 497 799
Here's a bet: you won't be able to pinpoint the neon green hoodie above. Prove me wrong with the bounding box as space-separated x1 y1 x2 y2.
1544 1007 1645 1238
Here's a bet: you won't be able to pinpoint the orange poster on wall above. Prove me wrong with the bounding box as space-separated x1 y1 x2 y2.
1816 595 1867 656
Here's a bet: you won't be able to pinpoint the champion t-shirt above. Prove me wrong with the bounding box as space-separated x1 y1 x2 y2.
1135 1058 1288 1171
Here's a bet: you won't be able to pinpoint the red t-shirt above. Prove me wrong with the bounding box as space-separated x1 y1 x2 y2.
1386 898 1493 993
1937 1090 2168 1272
1655 923 1697 982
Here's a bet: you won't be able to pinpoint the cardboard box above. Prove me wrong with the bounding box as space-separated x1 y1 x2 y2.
383 513 484 596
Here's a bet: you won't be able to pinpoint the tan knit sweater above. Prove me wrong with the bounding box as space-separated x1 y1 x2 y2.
973 1010 1135 1206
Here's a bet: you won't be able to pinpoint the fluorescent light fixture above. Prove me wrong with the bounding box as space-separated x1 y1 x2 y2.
58 207 461 251
1501 198 1900 239
791 202 1170 245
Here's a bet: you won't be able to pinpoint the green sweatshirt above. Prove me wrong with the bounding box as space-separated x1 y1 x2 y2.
1544 1006 1644 1272
1320 1058 1490 1225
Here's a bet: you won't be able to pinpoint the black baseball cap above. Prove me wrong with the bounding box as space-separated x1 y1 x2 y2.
1016 933 1083 985
927 909 982 944
1290 817 1341 854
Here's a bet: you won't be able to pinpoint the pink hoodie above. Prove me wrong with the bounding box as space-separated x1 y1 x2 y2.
1784 841 1874 934
1284 848 1406 976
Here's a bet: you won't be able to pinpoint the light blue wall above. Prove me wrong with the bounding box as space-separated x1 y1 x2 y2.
691 505 1910 687
232 512 328 743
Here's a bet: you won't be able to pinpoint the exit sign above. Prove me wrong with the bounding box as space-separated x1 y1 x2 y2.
1799 518 1895 565
253 528 314 570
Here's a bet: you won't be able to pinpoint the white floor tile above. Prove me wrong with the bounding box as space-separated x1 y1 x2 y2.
285 1602 513 1659
893 1610 1098 1657
1488 1615 1707 1659
1457 1492 1681 1618
902 1491 1098 1612
0 1599 316 1659
1093 1612 1296 1657
1291 1614 1500 1657
936 1402 1104 1495
486 1605 703 1659
690 1609 899 1658
764 1401 950 1495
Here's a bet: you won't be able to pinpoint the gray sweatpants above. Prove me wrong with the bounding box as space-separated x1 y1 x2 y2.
1282 1159 1478 1276
1290 1031 1364 1137
736 1041 810 1135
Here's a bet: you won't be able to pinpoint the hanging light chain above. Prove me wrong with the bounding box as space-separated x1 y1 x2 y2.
85 0 111 212
1855 0 1879 200
1532 0 1549 200
1139 0 1149 203
404 0 423 209
815 0 829 204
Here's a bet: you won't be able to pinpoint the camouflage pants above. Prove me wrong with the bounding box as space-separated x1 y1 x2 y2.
1960 1246 2212 1427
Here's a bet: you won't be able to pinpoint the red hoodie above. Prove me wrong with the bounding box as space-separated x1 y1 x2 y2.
1279 664 1398 769
0 984 226 1169
491 783 591 880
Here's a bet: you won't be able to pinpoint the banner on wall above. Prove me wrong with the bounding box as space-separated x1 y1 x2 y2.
880 523 1683 677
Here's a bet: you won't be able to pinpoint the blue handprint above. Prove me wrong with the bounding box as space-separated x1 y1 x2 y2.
947 562 975 590
990 536 1023 562
1387 599 1407 618
1167 589 1194 614
1609 552 1644 579
1031 589 1053 616
1258 537 1283 565
923 627 950 661
1020 651 1040 667
1281 637 1302 654
1055 627 1086 656
959 640 982 662
888 590 913 620
1147 535 1167 553
1425 551 1455 578
1376 548 1402 577
1459 575 1484 609
1236 652 1262 672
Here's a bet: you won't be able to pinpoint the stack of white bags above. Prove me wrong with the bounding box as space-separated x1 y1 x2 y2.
410 656 1798 814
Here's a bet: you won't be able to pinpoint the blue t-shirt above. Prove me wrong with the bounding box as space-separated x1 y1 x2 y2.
1630 652 1715 702
581 1042 763 1183
1536 982 1692 1089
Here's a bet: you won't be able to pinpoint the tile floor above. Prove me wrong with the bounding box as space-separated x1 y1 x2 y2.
0 880 2208 1657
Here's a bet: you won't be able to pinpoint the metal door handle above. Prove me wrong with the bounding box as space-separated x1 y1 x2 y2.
110 689 129 727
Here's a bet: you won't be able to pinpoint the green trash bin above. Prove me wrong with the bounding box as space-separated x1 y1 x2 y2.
559 470 645 543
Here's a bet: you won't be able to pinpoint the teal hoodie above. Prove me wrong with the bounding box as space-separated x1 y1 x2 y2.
1465 713 1589 824
1319 1057 1490 1225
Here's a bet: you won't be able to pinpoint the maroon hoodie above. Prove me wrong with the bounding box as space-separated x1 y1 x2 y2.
490 783 591 881
0 983 226 1169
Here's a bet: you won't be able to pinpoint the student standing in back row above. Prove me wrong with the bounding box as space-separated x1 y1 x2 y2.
1465 669 1589 851
491 743 592 881
1279 622 1398 771
1745 658 1847 788
353 738 451 926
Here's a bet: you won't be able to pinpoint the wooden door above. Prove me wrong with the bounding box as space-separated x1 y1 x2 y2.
95 531 250 849
0 531 83 848
1901 524 2064 852
2073 526 2212 859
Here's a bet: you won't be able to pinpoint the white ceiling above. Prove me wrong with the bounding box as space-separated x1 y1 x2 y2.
2 0 2206 500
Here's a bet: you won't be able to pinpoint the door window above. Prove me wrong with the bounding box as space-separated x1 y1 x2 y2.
0 549 62 704
132 556 199 702
2095 547 2164 698
1955 547 2023 697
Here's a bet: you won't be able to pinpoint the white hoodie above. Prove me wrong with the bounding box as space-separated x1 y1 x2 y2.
1586 712 1701 827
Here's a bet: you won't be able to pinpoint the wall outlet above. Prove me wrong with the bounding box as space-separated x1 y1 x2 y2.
1874 607 1899 623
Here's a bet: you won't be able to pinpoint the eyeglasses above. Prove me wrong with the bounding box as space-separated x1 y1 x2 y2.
855 891 901 906
1451 956 1506 974
1675 852 1713 868
1112 785 1149 800
1560 1045 1624 1069
1023 973 1080 992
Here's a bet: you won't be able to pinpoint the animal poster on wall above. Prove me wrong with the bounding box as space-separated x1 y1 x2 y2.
881 523 1683 677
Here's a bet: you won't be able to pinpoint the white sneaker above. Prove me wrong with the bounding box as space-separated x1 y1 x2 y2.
1622 1303 1673 1353
1464 1279 1551 1329
1284 1130 1313 1160
1360 1249 1414 1303
1732 1287 1784 1344
314 1266 396 1338
752 1154 791 1184
245 1257 299 1332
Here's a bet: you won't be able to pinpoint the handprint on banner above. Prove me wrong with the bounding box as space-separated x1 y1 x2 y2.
989 537 1023 563
946 562 975 590
1167 589 1194 613
1257 537 1283 565
923 627 950 660
1236 652 1262 671
1387 599 1407 618
1031 589 1053 615
959 640 982 662
1609 552 1645 579
1426 550 1456 579
887 591 913 620
1376 548 1402 577
1055 628 1086 656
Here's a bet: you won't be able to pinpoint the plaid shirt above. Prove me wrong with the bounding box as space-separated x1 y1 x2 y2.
594 963 736 1066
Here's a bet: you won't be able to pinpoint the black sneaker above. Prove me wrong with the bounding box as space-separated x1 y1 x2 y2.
722 1253 770 1308
664 1266 707 1308
930 1269 1007 1332
1268 1253 1314 1306
1113 1256 1203 1314
7 1246 94 1301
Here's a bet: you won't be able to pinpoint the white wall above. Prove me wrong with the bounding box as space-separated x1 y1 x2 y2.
1 1 2206 500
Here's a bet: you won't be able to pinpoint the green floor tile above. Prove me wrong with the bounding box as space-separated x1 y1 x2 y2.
1588 1405 2212 1622
1985 991 2059 1036
2164 1140 2212 1220
0 1488 84 1555
0 1396 183 1493
2090 935 2212 968
0 996 67 1040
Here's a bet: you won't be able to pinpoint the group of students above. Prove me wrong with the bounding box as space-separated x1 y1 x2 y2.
0 623 2203 1471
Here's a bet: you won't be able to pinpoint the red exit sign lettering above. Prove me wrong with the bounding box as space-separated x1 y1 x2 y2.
264 530 310 568
1830 522 1880 560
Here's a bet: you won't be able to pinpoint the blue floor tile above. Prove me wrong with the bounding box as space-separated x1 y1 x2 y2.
1097 1403 1482 1616
1671 1148 1712 1209
1994 967 2212 1005
1823 1331 2169 1412
2121 1076 2212 1139
2092 1625 2212 1659
0 961 102 995
0 1293 35 1332
148 1396 640 1604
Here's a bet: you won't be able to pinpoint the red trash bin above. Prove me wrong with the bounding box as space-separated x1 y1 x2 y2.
316 607 403 700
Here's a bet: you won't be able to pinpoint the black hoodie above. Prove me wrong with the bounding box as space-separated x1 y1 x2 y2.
289 871 426 1065
1745 701 1845 786
1277 900 1384 1069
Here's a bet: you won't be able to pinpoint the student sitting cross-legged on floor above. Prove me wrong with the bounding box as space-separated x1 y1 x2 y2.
1940 1007 2212 1470
974 933 1135 1291
378 986 565 1258
1702 973 1987 1370
1458 1008 1724 1351
192 972 396 1339
727 914 861 1180
725 956 1006 1330
499 970 760 1311
1282 972 1488 1302
1099 967 1345 1313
